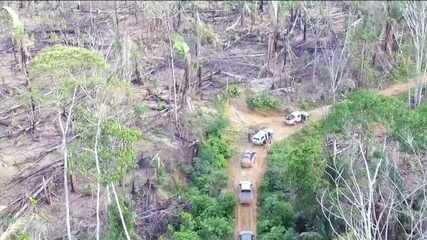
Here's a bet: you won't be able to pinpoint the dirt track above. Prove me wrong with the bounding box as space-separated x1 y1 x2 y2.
227 79 419 238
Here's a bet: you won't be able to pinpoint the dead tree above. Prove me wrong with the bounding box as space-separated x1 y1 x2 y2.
320 133 427 240
323 15 358 104
403 1 427 106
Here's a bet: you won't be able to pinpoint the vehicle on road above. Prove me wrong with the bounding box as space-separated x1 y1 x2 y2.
251 129 273 145
239 181 254 204
239 230 255 240
284 111 310 125
241 150 256 168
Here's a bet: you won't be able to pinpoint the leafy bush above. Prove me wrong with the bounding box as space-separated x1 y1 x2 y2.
173 34 190 59
258 194 295 233
389 56 416 83
246 92 281 112
30 45 108 78
227 86 241 98
392 104 427 152
321 90 405 133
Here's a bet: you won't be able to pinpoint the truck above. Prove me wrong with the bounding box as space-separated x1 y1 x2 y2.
284 111 310 125
250 129 273 145
239 181 254 205
241 150 256 168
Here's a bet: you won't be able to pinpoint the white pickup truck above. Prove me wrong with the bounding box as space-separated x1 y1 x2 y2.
284 111 310 125
251 129 273 145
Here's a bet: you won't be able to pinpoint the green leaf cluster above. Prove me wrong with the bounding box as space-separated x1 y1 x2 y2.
246 92 281 112
173 34 190 59
30 45 108 79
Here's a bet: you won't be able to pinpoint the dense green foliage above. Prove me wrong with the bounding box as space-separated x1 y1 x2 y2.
246 92 281 112
168 109 236 240
258 90 427 239
321 91 405 133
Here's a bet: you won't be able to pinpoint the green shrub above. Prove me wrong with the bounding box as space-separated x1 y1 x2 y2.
227 86 241 98
258 194 295 234
246 92 281 112
392 103 427 152
389 57 416 83
321 90 405 133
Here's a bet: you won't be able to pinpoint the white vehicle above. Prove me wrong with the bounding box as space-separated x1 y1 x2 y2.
284 111 310 125
239 230 255 240
251 129 273 145
239 181 254 205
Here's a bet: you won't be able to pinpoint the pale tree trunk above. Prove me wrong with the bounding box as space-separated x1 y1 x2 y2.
57 87 78 240
320 134 427 240
324 16 357 104
111 183 131 240
94 118 102 240
320 138 389 240
167 20 178 124
195 10 202 91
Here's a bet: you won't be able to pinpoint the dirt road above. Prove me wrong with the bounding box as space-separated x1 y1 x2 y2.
227 80 419 238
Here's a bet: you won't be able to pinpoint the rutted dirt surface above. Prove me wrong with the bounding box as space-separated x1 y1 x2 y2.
226 80 419 238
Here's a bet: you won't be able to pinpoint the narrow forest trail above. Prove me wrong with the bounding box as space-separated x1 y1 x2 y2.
226 79 419 239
